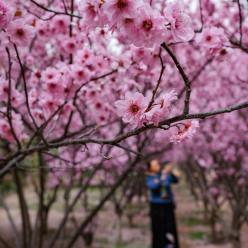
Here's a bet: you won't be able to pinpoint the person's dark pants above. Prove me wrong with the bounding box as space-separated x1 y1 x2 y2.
150 202 180 248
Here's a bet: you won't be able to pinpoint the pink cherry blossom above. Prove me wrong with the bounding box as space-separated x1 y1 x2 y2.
0 77 23 107
79 0 101 28
114 92 148 127
50 16 69 34
75 47 93 65
133 6 165 47
197 26 227 50
41 67 61 82
103 0 140 24
119 17 138 45
159 90 178 108
71 65 91 83
61 37 79 54
0 111 26 143
144 90 178 125
44 80 62 95
0 0 13 29
170 120 199 143
164 0 194 42
7 19 34 46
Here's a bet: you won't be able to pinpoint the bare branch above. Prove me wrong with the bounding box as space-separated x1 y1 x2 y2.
146 48 165 111
14 44 38 129
5 47 22 149
161 42 191 115
29 0 81 19
237 0 243 44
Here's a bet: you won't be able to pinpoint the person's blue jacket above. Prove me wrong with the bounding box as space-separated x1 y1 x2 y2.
146 173 179 204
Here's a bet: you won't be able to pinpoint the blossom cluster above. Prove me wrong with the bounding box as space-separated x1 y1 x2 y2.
0 0 35 46
114 91 200 143
114 90 177 127
0 0 247 167
170 120 199 143
80 0 194 47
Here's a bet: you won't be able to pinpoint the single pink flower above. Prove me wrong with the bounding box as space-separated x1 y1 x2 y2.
36 21 50 38
45 81 62 95
61 37 78 54
170 120 199 143
75 48 93 65
51 16 69 34
114 92 148 127
7 19 34 46
103 0 140 24
119 17 138 43
79 0 101 28
159 90 178 108
71 65 91 83
164 0 194 42
197 26 227 49
145 90 177 125
134 6 165 47
41 67 61 82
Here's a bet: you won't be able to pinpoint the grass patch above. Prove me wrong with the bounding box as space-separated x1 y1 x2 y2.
95 237 109 245
115 241 128 248
189 231 207 240
183 216 205 227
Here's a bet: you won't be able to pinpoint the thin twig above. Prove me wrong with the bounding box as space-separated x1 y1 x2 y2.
5 47 22 149
237 0 243 44
178 57 213 99
14 44 38 129
146 48 165 111
69 0 74 64
161 42 191 115
29 0 81 19
195 0 204 33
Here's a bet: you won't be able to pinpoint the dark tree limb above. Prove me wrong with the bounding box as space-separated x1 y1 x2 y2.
29 0 81 19
161 42 191 115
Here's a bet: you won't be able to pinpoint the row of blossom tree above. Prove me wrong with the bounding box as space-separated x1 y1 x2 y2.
0 0 248 247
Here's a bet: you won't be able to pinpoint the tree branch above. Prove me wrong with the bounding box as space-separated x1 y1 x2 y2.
146 48 165 111
29 0 81 19
161 42 191 115
1 100 248 178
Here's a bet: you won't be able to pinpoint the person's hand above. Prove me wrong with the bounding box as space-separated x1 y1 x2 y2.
173 168 181 178
162 164 173 174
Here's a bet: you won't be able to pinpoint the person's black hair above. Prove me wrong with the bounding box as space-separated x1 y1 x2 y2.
163 160 171 166
147 162 151 170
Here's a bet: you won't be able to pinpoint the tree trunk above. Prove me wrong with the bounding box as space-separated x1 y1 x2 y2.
231 217 241 248
209 209 219 243
116 215 123 245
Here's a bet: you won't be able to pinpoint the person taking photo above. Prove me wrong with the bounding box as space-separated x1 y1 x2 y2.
146 160 180 248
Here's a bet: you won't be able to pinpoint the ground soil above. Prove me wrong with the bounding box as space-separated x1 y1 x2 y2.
0 180 248 248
